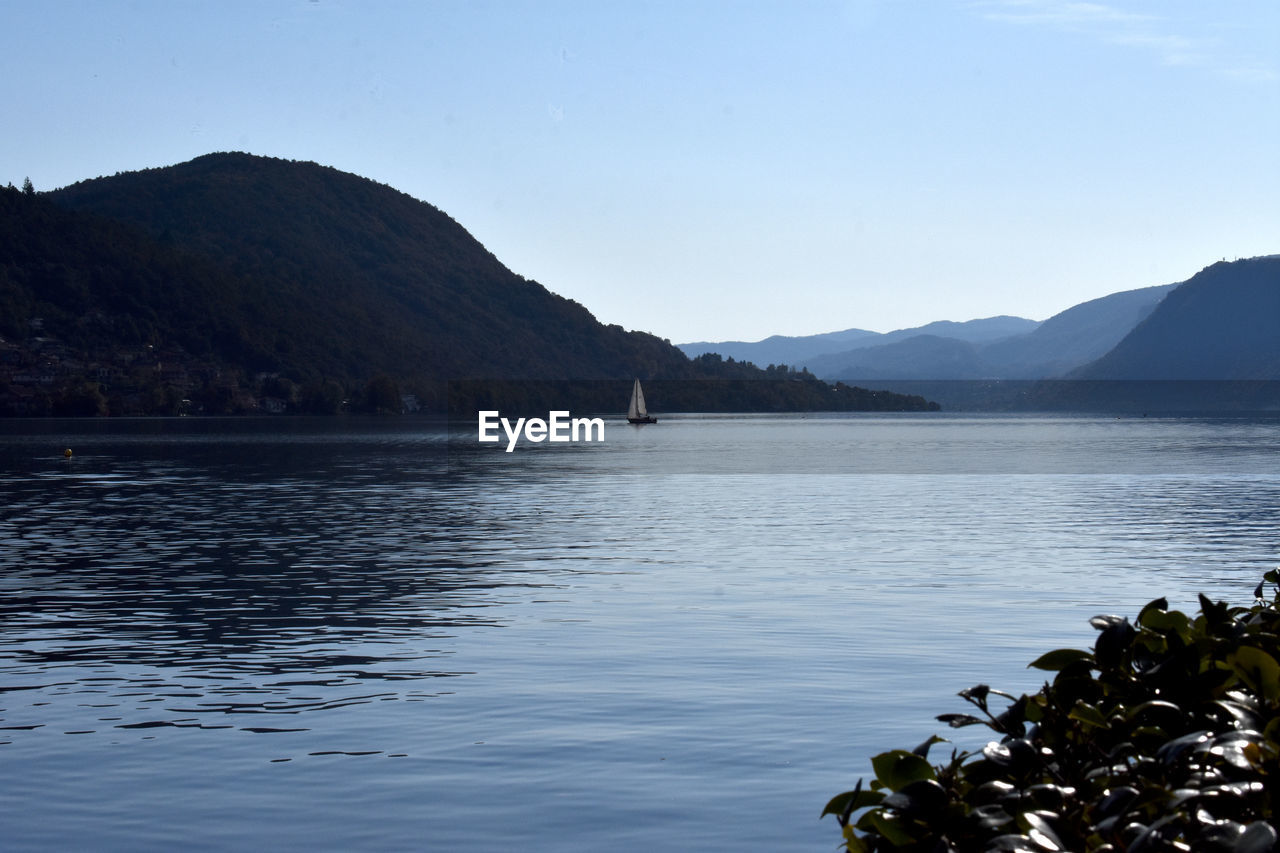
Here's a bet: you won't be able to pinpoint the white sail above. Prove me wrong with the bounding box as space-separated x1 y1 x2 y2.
628 378 647 420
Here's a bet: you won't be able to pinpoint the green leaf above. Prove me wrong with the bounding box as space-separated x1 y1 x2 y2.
1125 700 1184 727
870 749 937 792
1137 597 1169 621
1229 646 1280 702
841 827 871 853
822 787 884 820
865 810 919 846
912 734 948 758
1020 812 1067 851
1200 593 1232 629
1067 701 1109 729
1137 605 1190 635
1028 648 1094 671
883 779 950 823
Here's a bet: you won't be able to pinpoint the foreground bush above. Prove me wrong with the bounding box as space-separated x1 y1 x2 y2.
825 572 1280 852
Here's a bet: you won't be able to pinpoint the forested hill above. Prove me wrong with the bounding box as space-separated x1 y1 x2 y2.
0 154 936 415
46 152 685 382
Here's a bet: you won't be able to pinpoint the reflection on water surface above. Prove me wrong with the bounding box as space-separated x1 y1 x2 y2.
1 414 1278 851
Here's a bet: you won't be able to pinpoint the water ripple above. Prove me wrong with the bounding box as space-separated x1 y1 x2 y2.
1 415 1278 852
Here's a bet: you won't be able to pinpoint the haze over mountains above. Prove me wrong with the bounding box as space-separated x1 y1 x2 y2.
679 316 1038 370
681 258 1280 384
801 284 1176 380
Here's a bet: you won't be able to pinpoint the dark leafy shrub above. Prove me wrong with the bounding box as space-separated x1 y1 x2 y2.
825 571 1280 852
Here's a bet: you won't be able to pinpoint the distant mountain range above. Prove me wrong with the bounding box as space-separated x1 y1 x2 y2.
681 258 1280 384
0 153 936 416
679 316 1037 370
800 284 1176 380
981 284 1177 379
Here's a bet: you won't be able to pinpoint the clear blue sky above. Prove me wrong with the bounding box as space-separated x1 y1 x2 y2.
3 1 1277 343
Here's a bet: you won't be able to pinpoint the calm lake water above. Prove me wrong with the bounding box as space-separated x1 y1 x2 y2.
1 413 1278 851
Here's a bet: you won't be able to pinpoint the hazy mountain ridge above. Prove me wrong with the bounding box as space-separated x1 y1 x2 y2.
675 259 1280 411
682 281 1193 382
980 283 1177 378
677 327 880 368
804 334 995 380
804 283 1177 380
1074 256 1280 379
679 315 1037 369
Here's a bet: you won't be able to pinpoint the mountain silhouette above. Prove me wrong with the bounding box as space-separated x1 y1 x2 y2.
0 153 937 415
1075 256 1280 379
683 316 1038 372
46 152 684 383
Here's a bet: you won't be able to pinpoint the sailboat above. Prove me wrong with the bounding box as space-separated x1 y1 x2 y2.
626 378 658 424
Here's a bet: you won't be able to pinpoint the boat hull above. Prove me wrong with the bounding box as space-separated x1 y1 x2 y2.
627 416 658 424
